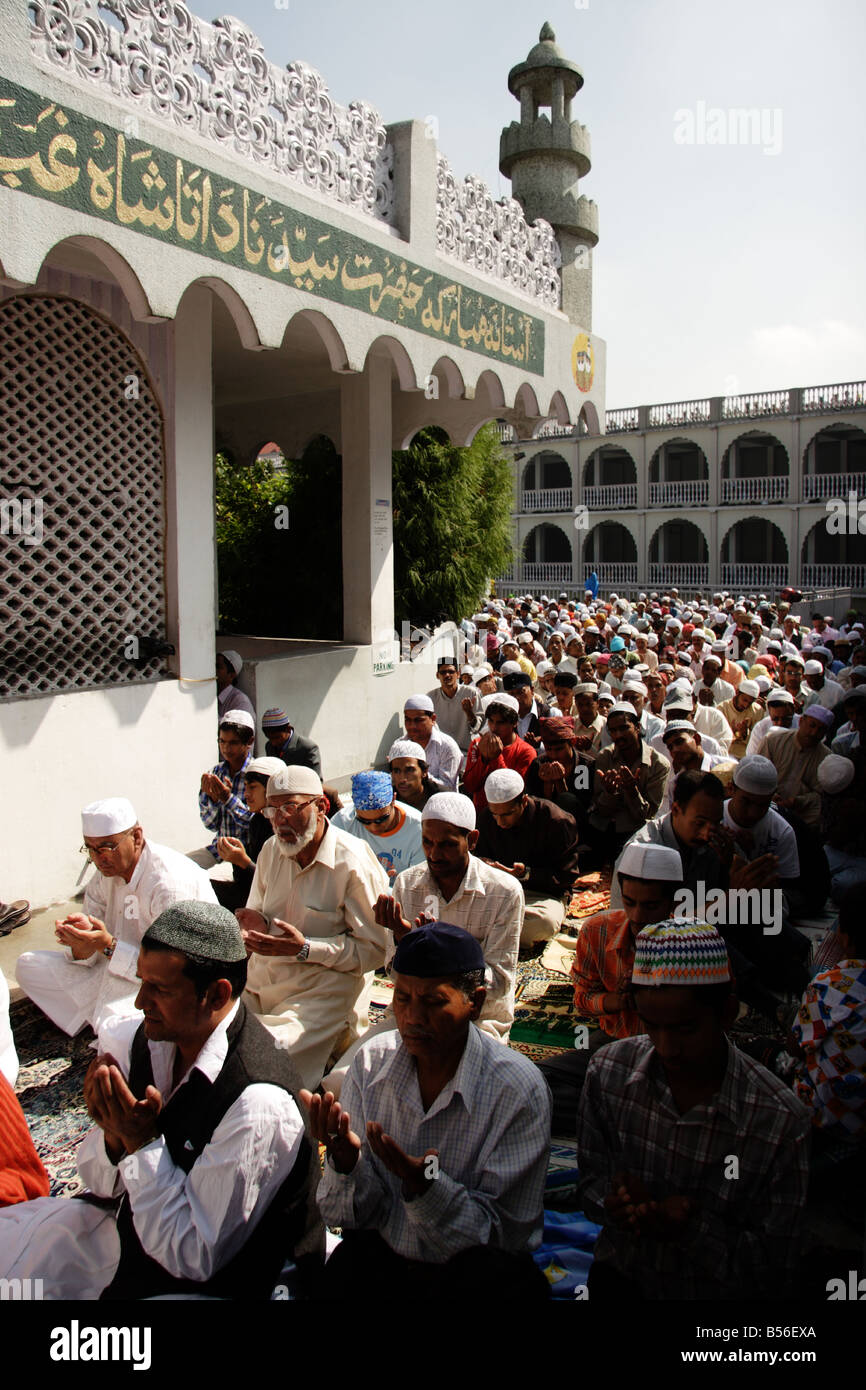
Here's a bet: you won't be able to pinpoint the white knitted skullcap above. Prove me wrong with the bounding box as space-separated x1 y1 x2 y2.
422 792 476 831
484 769 526 804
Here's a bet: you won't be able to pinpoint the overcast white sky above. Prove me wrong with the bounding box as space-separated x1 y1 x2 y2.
189 0 866 409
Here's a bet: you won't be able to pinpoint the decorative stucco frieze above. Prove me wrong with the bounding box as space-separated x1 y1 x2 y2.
435 154 561 309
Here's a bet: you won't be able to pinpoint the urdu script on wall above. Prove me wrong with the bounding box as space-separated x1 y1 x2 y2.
0 76 545 374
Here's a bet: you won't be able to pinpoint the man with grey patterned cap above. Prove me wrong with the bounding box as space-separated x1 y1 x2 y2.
17 797 217 1037
236 765 389 1090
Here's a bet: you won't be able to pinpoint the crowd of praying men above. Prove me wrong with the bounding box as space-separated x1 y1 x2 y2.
1 587 864 1302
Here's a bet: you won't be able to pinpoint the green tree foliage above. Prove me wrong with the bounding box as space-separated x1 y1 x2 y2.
215 437 342 639
392 423 515 626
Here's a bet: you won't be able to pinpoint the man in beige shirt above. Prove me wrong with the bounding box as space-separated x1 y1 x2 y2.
754 709 831 829
237 766 389 1090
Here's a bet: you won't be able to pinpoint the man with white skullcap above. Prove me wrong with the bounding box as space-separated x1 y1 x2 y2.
744 686 800 757
463 692 537 813
475 769 580 947
374 792 523 1044
724 756 800 886
801 657 844 712
16 798 217 1037
215 649 255 722
536 843 684 1132
818 754 866 901
717 678 765 759
578 920 810 1301
402 694 461 790
236 766 390 1090
199 709 257 860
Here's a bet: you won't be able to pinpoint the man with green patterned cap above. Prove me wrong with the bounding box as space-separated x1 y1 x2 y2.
577 918 810 1301
0 900 322 1299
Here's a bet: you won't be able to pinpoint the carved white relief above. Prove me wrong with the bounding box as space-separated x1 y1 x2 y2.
29 0 395 222
436 155 561 309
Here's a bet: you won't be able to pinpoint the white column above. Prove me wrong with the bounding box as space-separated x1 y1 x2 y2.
341 355 394 645
165 284 215 688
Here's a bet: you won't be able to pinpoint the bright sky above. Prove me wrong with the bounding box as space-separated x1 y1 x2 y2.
189 0 866 410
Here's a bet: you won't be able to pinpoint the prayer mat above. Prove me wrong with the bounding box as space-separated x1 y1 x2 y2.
560 867 612 938
511 957 597 1055
11 998 94 1197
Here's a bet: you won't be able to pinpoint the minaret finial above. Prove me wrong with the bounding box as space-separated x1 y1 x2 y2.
539 21 555 41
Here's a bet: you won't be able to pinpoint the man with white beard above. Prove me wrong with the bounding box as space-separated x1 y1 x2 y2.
237 766 389 1090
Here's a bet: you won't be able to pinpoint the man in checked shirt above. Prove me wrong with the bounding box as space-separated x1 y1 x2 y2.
578 919 811 1301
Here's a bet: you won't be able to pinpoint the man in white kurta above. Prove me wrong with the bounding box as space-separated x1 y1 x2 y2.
238 766 389 1091
16 798 217 1037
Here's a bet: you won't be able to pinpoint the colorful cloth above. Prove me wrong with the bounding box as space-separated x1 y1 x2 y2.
570 910 642 1039
792 959 866 1137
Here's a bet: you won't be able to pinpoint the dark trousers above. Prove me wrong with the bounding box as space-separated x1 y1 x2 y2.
314 1231 550 1301
536 1027 615 1135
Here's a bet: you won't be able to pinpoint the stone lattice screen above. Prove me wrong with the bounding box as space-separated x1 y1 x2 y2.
29 0 396 224
0 294 168 699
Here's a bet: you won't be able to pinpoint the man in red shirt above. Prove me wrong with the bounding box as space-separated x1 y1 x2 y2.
536 841 683 1132
462 694 536 814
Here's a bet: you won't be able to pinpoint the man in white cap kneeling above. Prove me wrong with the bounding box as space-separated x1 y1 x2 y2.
475 769 580 947
237 766 390 1091
16 798 217 1037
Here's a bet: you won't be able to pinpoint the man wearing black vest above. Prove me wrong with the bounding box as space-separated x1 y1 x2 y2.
0 900 322 1299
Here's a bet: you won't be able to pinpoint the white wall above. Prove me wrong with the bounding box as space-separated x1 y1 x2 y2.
0 679 218 906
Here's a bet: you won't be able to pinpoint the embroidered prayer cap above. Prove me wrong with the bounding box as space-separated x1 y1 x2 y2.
618 842 683 883
801 703 834 727
738 679 761 699
622 680 648 698
422 792 476 832
767 688 794 705
219 649 243 676
499 660 523 677
143 899 246 964
810 645 833 661
220 709 255 732
517 632 533 646
261 707 290 730
482 692 520 714
404 694 435 713
539 716 576 743
485 769 525 804
267 765 324 797
246 756 290 780
786 653 805 667
817 754 856 794
393 921 485 978
460 664 476 676
608 701 641 720
804 660 824 675
81 798 138 837
536 660 554 676
732 755 778 794
632 919 731 987
574 682 599 696
351 771 394 810
662 720 698 741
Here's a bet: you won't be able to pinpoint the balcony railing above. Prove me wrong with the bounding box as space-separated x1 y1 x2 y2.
721 476 789 504
521 563 573 584
520 488 573 513
802 472 866 501
604 408 640 434
648 399 711 429
720 564 789 590
590 563 639 586
801 564 866 589
498 423 517 443
722 390 791 420
584 484 638 509
801 381 866 413
647 563 710 589
648 480 709 506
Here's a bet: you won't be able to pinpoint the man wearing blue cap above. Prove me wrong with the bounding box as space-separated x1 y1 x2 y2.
302 921 551 1298
331 772 425 880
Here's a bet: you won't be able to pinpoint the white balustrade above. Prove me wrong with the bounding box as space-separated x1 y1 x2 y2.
591 563 639 586
801 381 866 413
722 390 790 420
647 399 711 428
648 480 709 506
802 473 866 502
720 564 789 590
801 565 866 589
648 564 709 588
604 408 640 433
521 563 573 584
721 476 789 504
520 489 573 513
584 484 638 509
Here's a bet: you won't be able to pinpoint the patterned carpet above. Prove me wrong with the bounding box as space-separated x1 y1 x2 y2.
12 998 94 1197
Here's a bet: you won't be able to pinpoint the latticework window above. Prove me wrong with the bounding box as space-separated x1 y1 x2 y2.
0 295 168 700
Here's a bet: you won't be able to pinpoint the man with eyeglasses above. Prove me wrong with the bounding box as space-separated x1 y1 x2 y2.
236 766 389 1090
16 798 217 1038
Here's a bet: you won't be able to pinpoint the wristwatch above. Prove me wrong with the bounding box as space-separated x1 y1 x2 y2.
102 937 117 959
295 939 311 962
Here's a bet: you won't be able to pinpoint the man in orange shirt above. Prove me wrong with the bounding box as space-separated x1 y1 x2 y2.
536 842 683 1132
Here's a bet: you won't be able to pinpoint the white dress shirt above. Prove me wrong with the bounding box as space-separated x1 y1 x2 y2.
413 724 462 789
80 1003 304 1285
317 1025 550 1262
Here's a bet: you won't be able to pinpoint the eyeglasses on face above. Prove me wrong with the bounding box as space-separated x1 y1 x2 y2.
263 798 318 821
80 831 135 857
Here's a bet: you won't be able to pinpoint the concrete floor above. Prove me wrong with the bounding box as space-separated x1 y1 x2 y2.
1 893 85 997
